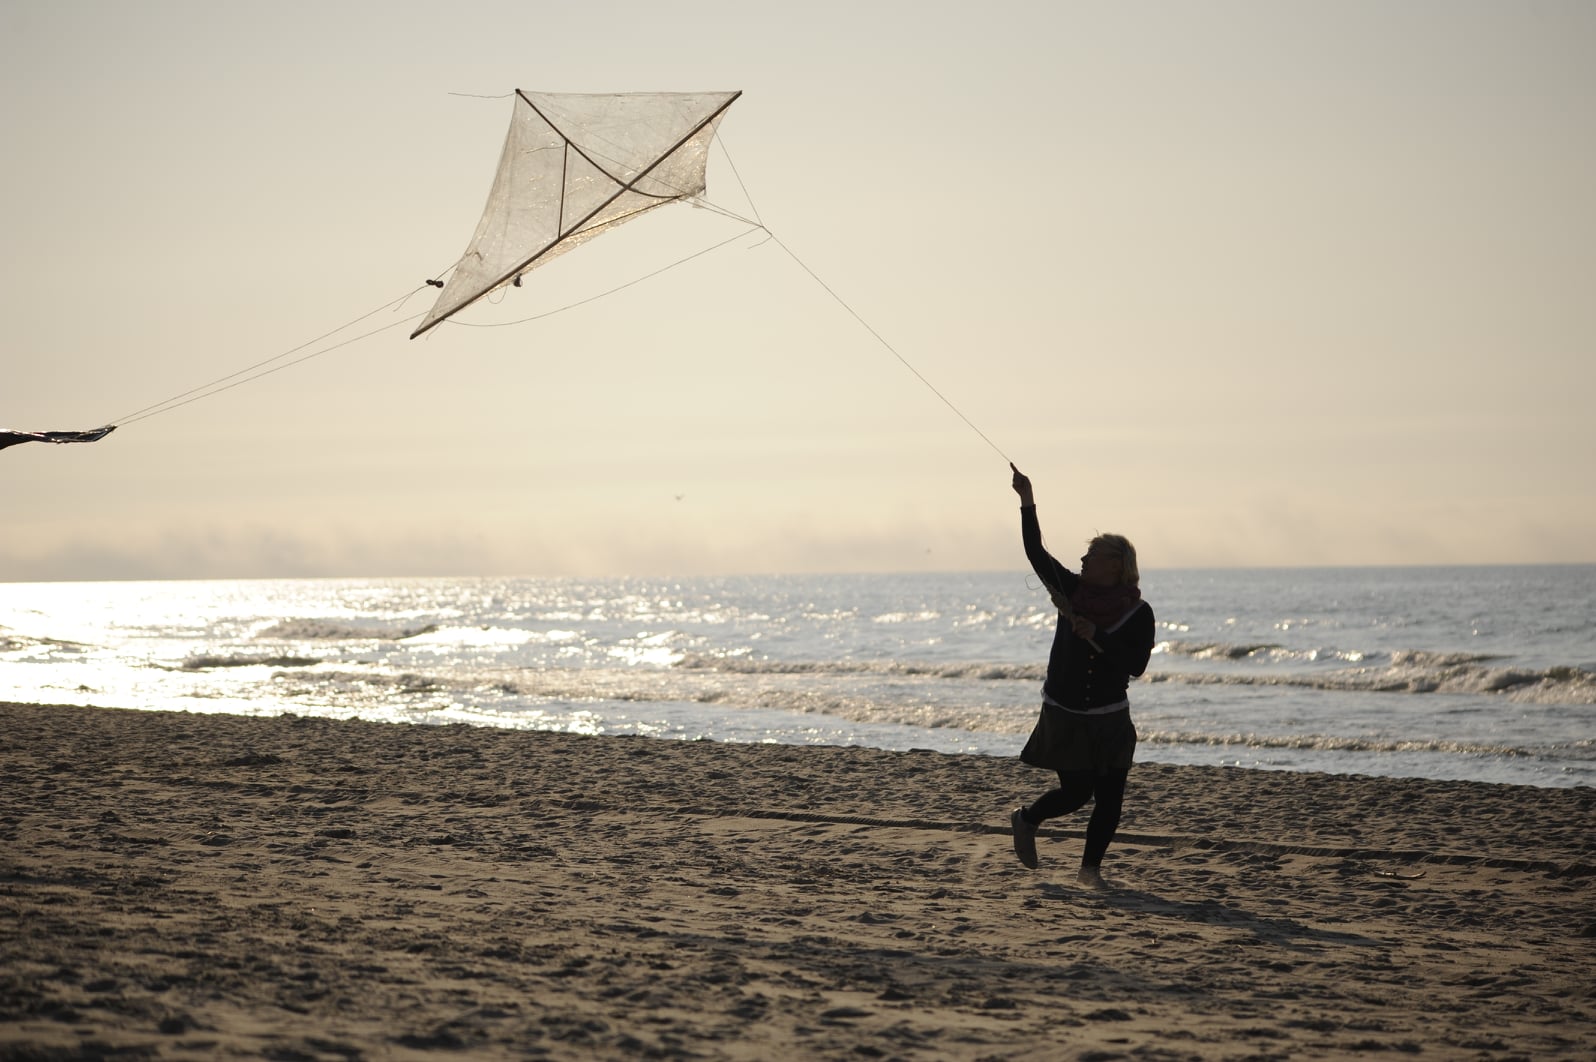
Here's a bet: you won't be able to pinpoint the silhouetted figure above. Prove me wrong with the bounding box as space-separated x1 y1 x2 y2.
1007 463 1154 888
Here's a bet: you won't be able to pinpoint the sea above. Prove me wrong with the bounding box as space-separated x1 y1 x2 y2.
2 567 1592 788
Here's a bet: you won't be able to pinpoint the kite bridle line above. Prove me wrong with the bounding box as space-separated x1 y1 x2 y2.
409 90 744 340
447 224 763 329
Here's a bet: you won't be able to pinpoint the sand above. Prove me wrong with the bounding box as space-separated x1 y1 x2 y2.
2 701 1592 1061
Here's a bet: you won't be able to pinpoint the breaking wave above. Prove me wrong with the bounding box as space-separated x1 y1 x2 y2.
254 619 440 641
1148 654 1596 704
0 629 87 653
1159 641 1506 668
179 653 324 670
676 650 1596 705
1137 728 1595 761
675 652 1041 682
212 660 1596 772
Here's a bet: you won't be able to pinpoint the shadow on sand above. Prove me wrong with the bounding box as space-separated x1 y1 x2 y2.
1038 882 1385 949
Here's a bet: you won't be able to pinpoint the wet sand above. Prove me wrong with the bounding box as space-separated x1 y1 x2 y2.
3 701 1592 1060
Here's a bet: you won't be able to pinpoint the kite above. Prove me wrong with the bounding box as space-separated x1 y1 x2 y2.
6 87 1004 464
412 90 743 339
4 91 744 456
0 426 115 452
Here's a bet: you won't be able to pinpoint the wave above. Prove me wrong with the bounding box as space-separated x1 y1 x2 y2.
676 652 1044 682
178 653 324 670
1157 641 1506 667
871 610 943 624
254 619 440 641
193 660 1596 770
1147 658 1596 705
250 662 1020 737
676 651 1595 705
0 630 88 653
1138 728 1595 761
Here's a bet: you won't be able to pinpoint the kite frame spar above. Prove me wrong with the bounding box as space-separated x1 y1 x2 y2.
409 89 744 340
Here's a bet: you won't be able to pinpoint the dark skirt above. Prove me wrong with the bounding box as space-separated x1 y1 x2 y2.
1019 704 1137 774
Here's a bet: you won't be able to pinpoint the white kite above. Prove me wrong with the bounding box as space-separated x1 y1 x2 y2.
411 90 743 339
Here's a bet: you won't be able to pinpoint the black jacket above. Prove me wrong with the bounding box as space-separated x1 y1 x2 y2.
1021 505 1154 711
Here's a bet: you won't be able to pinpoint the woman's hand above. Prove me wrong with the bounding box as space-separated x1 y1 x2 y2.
1070 615 1098 642
1010 463 1034 506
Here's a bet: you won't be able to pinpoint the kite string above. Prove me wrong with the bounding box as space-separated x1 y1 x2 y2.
110 287 430 427
115 314 424 428
760 229 1012 466
105 127 1007 470
711 134 1008 465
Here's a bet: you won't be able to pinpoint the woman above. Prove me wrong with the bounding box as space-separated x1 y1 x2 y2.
1008 463 1154 887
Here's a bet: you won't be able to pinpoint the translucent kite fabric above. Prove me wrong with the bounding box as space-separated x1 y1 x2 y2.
413 90 742 338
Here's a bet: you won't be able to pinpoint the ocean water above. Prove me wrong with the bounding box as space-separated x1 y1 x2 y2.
2 567 1591 788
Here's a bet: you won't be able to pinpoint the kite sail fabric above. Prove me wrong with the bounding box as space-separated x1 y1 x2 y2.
411 90 742 339
0 426 116 451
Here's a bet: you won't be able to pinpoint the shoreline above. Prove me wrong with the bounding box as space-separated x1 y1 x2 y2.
4 701 1593 1059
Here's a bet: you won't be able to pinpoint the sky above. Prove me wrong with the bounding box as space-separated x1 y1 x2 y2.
3 0 1593 581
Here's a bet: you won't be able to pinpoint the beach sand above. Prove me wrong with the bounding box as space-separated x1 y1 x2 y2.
2 702 1592 1060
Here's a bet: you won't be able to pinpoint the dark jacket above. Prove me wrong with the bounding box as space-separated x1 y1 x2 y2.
1021 505 1154 711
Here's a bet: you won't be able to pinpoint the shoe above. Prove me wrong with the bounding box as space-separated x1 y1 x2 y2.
1010 809 1038 869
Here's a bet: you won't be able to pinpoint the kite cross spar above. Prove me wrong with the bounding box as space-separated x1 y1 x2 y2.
6 90 1010 468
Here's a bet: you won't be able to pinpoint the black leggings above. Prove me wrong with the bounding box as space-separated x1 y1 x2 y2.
1027 769 1128 868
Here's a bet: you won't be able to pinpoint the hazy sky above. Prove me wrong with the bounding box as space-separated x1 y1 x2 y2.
3 0 1593 581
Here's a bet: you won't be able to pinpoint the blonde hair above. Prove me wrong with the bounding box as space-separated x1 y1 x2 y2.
1091 533 1140 587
